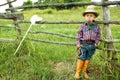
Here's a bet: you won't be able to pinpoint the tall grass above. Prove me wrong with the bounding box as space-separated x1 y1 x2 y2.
0 7 120 80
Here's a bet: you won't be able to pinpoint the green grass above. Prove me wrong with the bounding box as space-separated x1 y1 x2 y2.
0 6 120 80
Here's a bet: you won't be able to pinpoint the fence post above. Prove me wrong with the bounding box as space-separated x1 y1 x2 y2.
6 0 21 36
102 0 116 79
6 0 15 12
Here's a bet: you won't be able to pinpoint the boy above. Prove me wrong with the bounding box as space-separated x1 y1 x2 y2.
74 6 101 79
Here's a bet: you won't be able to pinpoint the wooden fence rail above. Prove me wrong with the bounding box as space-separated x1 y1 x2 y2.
15 36 120 52
0 25 15 28
1 25 120 43
6 1 120 10
0 0 16 6
17 20 120 24
0 38 13 42
0 13 24 20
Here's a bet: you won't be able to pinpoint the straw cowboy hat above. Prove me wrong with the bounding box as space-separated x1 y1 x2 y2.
82 5 99 17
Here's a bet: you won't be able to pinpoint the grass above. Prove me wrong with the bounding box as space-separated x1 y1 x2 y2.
0 6 120 80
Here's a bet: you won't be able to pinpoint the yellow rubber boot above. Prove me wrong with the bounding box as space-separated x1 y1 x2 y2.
74 60 84 79
83 60 90 79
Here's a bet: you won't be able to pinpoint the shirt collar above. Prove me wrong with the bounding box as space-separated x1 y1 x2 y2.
85 20 96 26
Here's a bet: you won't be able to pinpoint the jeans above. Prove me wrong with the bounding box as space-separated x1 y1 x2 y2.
78 41 96 60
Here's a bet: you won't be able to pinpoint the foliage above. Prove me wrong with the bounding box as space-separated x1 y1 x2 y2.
23 0 90 9
0 7 120 80
22 0 32 6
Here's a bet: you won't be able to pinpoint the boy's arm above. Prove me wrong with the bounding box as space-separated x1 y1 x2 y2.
95 26 101 47
76 25 83 48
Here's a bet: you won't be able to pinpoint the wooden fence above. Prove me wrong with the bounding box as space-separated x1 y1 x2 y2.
1 1 120 79
0 0 120 54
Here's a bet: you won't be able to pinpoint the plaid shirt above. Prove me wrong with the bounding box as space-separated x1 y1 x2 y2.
76 22 101 45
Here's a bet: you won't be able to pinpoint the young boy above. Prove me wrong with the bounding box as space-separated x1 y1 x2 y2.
74 6 101 79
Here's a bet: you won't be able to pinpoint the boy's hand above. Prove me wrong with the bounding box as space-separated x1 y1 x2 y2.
76 44 82 49
95 43 98 48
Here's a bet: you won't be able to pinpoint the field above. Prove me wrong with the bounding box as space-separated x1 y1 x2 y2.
0 6 120 80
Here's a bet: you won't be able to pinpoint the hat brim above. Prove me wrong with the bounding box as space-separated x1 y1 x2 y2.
83 12 99 17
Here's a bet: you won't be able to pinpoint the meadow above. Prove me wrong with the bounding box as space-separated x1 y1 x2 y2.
0 6 120 80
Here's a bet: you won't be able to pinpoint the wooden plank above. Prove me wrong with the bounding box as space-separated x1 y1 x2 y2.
0 13 24 20
0 38 13 42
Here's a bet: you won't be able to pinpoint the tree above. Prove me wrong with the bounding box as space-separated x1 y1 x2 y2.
27 0 91 9
23 0 32 6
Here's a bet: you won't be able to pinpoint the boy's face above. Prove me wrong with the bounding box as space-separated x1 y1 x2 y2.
84 13 96 23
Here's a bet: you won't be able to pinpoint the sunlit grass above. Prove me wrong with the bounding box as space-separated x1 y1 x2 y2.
0 6 120 80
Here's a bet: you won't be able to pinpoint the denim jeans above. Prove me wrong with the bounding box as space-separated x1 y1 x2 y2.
78 41 96 60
